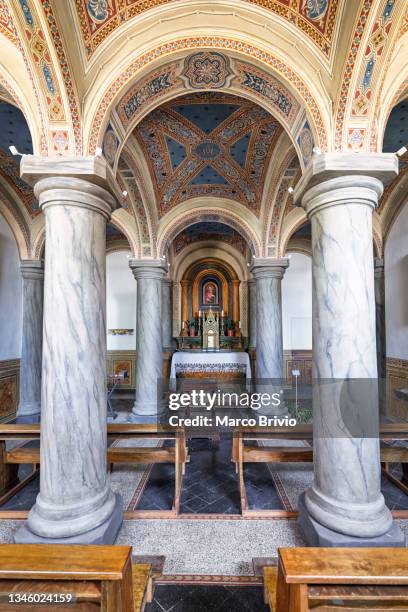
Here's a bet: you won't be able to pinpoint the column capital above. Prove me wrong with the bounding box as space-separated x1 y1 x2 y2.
20 259 44 280
20 156 121 218
294 153 398 218
294 153 398 201
250 258 289 280
129 258 168 280
162 278 173 288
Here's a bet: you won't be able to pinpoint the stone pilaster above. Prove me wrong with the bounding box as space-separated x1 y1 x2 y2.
15 156 122 545
130 259 168 418
250 259 288 381
162 278 173 350
17 260 44 422
294 153 404 546
248 278 257 349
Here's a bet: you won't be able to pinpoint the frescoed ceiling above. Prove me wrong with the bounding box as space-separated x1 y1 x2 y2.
173 221 248 256
134 92 282 216
74 0 340 59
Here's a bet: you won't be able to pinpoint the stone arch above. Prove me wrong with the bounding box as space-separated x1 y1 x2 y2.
0 192 30 259
157 204 261 258
173 242 249 282
86 38 330 160
0 38 47 155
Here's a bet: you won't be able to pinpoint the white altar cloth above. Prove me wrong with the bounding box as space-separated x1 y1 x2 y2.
170 351 252 381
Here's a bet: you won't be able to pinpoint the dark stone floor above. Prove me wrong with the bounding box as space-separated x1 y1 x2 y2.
136 436 284 514
145 584 268 611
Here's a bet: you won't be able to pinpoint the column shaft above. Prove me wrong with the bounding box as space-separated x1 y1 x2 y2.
250 259 288 380
180 280 188 327
374 258 386 381
162 278 173 350
232 280 240 324
17 261 44 420
131 260 167 417
248 278 256 348
15 170 120 544
295 161 401 543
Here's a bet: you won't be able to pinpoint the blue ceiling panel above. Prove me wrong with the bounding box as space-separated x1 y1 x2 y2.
383 99 408 153
165 135 187 170
173 103 239 134
191 165 227 185
230 133 250 168
0 102 32 156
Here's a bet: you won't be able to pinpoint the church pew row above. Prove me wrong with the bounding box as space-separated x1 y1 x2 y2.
264 547 408 612
0 424 187 517
232 425 408 516
0 544 151 612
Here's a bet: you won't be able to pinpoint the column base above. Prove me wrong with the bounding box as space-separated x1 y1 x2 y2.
132 400 165 417
17 401 41 420
298 493 405 547
14 493 123 545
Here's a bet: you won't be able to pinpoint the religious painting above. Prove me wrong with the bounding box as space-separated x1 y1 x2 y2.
203 281 218 306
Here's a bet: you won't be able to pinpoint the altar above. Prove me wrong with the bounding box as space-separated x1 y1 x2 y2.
169 351 252 382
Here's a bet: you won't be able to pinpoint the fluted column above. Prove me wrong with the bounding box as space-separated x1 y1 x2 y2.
250 259 288 381
248 278 256 348
162 278 173 350
17 260 44 422
15 157 121 544
130 259 167 418
294 153 403 546
374 258 386 381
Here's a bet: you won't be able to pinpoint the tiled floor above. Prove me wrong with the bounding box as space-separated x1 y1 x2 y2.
135 437 284 514
145 584 268 611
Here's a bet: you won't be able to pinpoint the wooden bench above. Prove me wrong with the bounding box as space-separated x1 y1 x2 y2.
0 424 188 517
233 424 408 516
0 544 151 611
265 547 408 612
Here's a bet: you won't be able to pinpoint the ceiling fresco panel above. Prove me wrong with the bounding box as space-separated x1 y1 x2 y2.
75 0 340 59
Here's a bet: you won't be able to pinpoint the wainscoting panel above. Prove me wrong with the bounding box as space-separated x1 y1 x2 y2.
284 350 312 384
0 359 20 421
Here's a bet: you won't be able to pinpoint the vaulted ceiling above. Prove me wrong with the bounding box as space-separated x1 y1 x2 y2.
134 92 282 216
172 221 248 256
74 0 341 59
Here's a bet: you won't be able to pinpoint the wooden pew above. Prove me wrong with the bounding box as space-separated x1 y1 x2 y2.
234 424 408 516
0 544 150 611
0 424 187 517
265 547 408 612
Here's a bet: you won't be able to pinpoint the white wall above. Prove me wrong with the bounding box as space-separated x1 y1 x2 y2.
282 252 312 350
0 214 22 360
385 200 408 360
106 250 136 350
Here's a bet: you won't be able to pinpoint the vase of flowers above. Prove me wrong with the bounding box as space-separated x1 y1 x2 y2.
227 319 236 337
188 319 198 336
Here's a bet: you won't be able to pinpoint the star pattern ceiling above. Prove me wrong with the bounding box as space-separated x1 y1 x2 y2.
173 221 247 255
134 93 282 216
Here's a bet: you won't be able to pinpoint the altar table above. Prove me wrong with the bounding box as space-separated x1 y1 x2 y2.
169 351 252 382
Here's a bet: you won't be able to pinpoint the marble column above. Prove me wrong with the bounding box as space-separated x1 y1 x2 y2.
232 279 240 324
250 259 288 381
294 153 404 546
374 258 386 382
162 278 173 350
15 157 122 545
180 279 189 328
130 259 168 418
248 278 257 349
16 260 44 422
